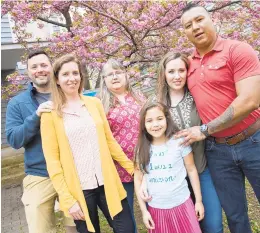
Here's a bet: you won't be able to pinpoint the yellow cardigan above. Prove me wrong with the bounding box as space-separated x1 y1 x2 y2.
41 96 134 232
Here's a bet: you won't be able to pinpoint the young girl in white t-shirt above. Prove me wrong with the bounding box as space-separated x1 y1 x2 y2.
134 101 204 233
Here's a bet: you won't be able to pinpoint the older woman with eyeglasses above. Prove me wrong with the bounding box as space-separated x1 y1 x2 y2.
99 59 146 233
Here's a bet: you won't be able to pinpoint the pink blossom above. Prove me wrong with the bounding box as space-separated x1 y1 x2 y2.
2 0 259 97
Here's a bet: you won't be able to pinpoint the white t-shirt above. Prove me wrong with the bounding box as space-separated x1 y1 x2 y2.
145 137 192 209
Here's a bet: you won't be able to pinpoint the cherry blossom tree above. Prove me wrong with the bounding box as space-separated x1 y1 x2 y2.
1 0 260 98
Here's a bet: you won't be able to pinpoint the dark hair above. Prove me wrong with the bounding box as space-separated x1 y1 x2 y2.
157 52 190 107
182 3 208 16
134 101 179 173
27 49 51 64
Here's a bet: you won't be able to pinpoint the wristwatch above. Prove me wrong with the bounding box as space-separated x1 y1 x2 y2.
200 124 210 137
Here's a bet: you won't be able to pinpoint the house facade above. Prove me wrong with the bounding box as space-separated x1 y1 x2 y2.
1 14 60 147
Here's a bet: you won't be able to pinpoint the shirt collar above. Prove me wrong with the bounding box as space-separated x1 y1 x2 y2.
113 92 130 105
28 82 51 96
28 82 37 95
191 36 224 58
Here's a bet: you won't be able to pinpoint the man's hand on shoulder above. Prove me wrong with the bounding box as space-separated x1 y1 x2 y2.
36 101 53 117
174 126 206 146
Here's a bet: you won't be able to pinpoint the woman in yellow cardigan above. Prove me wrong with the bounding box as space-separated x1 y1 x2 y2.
41 54 135 233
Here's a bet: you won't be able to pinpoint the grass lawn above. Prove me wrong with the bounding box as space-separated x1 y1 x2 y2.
2 154 260 233
55 179 260 233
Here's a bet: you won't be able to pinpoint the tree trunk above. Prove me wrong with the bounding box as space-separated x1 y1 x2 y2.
81 60 91 90
95 71 102 88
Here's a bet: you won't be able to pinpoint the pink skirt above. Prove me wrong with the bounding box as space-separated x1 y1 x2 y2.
148 197 202 233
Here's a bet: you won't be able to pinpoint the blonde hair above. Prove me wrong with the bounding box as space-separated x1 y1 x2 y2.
99 58 142 114
51 54 85 116
157 52 189 106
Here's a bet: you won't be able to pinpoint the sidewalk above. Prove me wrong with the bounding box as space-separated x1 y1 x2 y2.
1 147 62 233
1 146 28 233
1 184 28 233
1 147 24 158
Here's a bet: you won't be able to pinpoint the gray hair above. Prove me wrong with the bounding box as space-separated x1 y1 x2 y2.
99 58 143 114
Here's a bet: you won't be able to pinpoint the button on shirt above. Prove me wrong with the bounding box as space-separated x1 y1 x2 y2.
63 103 104 190
145 138 192 209
107 93 144 183
187 37 260 137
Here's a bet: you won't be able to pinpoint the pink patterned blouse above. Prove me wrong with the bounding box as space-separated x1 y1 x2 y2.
107 93 144 183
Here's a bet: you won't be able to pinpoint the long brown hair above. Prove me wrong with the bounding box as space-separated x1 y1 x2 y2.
157 52 190 106
99 58 143 114
134 101 179 173
51 54 85 116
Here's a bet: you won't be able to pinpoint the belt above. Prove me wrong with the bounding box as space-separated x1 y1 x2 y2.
208 119 260 146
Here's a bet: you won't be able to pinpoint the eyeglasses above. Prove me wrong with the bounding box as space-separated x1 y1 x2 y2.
104 70 125 79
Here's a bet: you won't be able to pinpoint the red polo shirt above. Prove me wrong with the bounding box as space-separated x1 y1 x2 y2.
187 37 260 138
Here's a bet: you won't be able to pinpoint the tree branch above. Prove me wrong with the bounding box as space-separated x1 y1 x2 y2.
99 42 130 56
208 0 241 12
138 45 168 51
61 11 72 32
37 16 67 28
60 2 72 32
38 2 73 32
139 7 171 42
89 27 121 44
129 59 158 65
153 0 242 31
81 2 138 49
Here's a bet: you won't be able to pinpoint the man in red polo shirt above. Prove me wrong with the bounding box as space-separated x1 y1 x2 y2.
177 3 260 233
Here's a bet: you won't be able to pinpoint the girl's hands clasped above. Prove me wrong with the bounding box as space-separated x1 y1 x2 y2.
69 202 85 220
195 201 205 221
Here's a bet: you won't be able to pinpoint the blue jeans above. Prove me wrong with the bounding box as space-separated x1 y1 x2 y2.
74 186 134 233
206 129 260 233
122 182 137 233
188 168 223 233
199 167 223 233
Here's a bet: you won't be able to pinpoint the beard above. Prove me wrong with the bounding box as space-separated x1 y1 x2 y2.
31 76 50 88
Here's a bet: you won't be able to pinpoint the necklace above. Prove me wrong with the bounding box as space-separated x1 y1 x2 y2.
64 101 84 115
